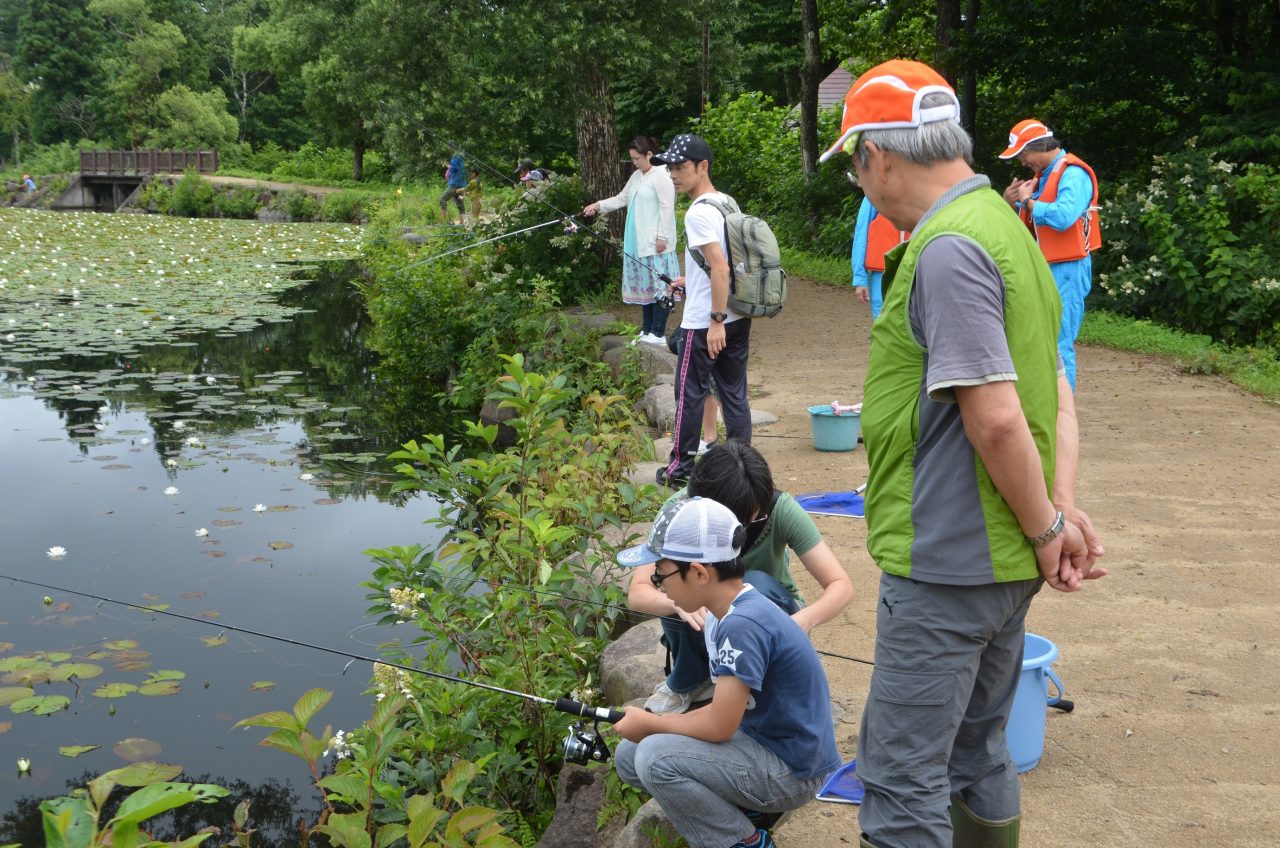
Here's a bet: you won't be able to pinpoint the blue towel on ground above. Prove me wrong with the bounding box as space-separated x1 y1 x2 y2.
796 491 865 519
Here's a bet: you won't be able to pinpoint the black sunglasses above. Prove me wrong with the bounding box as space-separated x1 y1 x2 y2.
650 565 683 589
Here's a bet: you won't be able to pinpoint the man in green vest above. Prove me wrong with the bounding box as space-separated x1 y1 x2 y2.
818 60 1107 848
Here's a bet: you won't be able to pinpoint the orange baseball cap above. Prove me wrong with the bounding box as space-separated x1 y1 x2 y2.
999 119 1053 159
819 59 961 163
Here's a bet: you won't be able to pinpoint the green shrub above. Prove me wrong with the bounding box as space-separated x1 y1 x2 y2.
168 169 217 217
281 188 319 221
1093 143 1280 347
271 141 390 184
321 189 366 223
213 186 262 219
362 356 657 831
140 177 171 213
696 92 855 256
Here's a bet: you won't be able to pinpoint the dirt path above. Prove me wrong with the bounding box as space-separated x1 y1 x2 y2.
624 276 1280 847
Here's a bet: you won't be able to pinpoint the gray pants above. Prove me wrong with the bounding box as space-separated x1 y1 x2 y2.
616 730 825 848
858 572 1041 848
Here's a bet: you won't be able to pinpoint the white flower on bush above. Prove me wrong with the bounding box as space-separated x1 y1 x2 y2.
323 729 352 759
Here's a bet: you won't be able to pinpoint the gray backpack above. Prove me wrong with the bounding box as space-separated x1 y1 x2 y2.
689 196 787 318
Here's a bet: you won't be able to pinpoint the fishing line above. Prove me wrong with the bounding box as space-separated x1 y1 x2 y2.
396 216 567 274
385 565 876 667
0 572 624 731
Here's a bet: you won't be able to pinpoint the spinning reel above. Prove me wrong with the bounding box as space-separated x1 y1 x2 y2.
654 285 686 311
562 719 612 765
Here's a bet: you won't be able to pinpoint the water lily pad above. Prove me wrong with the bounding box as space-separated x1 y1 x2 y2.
0 642 12 653
0 656 48 671
202 550 227 558
47 662 104 681
3 667 52 686
115 660 151 672
266 504 298 512
201 634 228 647
211 519 240 527
43 651 72 662
112 737 162 761
108 760 184 785
250 681 276 692
180 591 207 599
59 744 101 758
92 682 138 698
0 721 10 734
146 669 186 682
0 686 34 706
313 498 341 506
138 680 181 696
103 640 139 650
216 506 242 512
10 694 71 715
268 540 293 550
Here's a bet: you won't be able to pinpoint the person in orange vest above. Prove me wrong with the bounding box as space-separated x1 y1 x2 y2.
1000 119 1100 391
851 196 909 320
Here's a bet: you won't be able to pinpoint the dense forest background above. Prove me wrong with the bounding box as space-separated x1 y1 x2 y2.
2 0 1278 347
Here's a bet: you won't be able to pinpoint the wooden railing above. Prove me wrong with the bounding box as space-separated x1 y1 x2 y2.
79 149 219 176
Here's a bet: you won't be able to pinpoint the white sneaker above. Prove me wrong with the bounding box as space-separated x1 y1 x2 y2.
644 679 717 715
696 439 716 456
640 333 667 345
630 333 645 347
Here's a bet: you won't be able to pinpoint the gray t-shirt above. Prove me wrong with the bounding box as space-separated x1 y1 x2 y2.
904 236 1018 585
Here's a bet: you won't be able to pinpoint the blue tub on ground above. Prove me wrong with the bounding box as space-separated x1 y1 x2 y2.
807 405 861 452
1007 632 1065 773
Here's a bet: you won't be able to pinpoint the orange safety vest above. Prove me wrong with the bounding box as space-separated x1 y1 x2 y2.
1019 152 1101 263
865 212 910 272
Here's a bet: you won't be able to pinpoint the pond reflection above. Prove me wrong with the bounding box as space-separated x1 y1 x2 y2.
0 261 443 834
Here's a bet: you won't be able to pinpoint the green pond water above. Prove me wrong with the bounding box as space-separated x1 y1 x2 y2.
0 210 444 842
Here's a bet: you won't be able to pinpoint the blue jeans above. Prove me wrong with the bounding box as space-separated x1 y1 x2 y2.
661 570 800 693
615 730 825 848
642 301 670 337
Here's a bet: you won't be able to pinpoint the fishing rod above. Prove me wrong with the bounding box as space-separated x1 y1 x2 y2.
378 102 680 292
396 216 570 275
1 572 622 764
404 567 876 668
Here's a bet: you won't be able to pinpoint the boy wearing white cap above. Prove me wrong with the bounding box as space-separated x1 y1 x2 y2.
614 496 841 848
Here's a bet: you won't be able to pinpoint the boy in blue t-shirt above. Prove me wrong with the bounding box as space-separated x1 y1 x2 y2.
614 497 841 848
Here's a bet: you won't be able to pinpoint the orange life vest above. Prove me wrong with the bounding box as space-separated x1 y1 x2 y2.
1019 152 1101 263
865 212 910 272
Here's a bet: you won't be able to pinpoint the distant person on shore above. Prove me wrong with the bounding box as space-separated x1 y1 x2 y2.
465 167 483 219
439 154 468 224
851 196 909 320
22 174 36 194
614 495 842 848
583 135 679 346
820 59 1106 848
625 440 853 715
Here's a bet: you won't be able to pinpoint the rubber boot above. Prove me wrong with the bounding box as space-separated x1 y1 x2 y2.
949 798 1020 848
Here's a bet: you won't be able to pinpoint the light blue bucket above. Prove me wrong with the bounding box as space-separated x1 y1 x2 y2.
1007 633 1065 773
807 405 861 452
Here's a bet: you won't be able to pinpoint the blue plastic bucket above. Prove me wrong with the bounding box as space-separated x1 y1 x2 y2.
1007 633 1065 773
807 405 861 452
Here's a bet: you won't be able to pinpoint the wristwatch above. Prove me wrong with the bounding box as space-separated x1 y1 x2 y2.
709 311 728 323
1027 511 1065 548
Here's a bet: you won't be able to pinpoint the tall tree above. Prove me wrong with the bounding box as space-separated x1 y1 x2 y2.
89 0 187 146
15 0 104 142
799 0 822 176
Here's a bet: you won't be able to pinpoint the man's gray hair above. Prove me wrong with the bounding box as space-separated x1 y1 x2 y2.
856 92 973 168
1023 136 1062 153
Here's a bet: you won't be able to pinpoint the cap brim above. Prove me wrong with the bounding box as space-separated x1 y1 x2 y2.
651 154 678 166
818 127 859 164
616 543 661 567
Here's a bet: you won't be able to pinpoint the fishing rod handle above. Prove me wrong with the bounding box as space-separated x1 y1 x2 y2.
554 697 625 724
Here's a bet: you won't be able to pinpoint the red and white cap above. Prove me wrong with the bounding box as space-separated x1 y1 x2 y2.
999 119 1053 159
819 59 961 163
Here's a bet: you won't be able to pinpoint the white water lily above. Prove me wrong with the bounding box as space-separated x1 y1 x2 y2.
173 421 185 431
47 546 67 560
166 458 178 468
195 528 209 537
164 486 179 496
114 329 123 335
5 334 14 342
205 375 216 385
185 436 200 446
298 472 314 481
253 503 267 513
17 758 30 773
139 437 151 445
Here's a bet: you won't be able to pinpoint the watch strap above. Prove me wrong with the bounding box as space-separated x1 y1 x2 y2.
1027 511 1065 548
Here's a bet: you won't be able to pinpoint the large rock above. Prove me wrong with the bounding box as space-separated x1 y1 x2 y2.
600 619 665 707
567 311 619 333
598 334 629 353
534 763 624 848
750 407 779 426
479 397 518 448
612 800 678 848
642 385 676 432
635 344 675 379
603 345 637 381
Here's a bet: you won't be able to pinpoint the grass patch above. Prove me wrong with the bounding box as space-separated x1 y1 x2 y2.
781 246 848 287
1080 310 1280 400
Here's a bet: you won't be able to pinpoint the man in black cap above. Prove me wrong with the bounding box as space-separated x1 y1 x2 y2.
652 133 752 488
